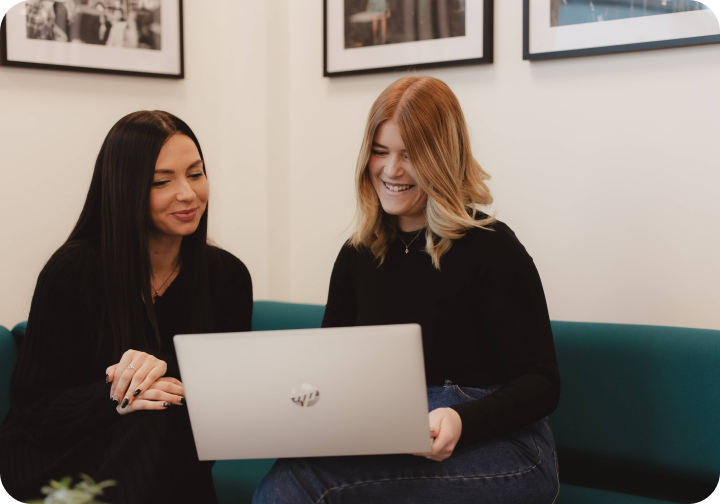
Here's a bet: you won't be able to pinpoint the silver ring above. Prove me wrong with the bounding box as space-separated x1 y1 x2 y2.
425 455 432 460
126 365 135 370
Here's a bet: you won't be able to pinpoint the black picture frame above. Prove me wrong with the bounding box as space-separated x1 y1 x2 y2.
523 0 720 61
324 0 493 77
1 0 184 79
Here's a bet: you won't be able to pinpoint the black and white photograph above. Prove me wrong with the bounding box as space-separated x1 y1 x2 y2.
525 0 720 60
344 0 466 48
2 0 183 78
23 0 162 50
325 0 492 77
551 0 709 27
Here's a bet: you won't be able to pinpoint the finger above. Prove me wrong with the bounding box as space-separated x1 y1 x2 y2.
137 389 184 406
125 360 155 406
110 350 135 399
105 364 118 384
114 362 141 408
132 361 167 402
147 380 184 397
116 399 172 416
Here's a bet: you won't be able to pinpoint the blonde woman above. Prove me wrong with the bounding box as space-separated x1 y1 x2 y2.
254 77 560 503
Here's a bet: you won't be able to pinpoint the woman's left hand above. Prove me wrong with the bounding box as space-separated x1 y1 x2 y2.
412 408 463 461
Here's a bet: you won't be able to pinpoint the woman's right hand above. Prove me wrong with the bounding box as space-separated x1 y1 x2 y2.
107 349 168 409
116 377 185 416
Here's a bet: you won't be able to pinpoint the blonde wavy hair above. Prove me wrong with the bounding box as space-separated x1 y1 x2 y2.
350 76 495 269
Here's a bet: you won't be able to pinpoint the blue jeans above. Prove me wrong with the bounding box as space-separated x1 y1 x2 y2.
253 384 559 504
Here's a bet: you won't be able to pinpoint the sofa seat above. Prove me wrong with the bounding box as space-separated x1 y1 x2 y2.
558 484 676 504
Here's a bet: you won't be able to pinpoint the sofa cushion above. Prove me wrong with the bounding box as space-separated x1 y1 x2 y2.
557 484 676 504
0 325 18 423
12 321 26 351
550 322 720 484
252 301 325 332
213 459 276 504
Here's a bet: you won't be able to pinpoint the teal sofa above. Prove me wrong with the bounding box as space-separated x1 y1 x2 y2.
2 302 718 503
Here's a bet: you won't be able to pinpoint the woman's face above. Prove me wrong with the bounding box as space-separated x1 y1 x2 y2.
368 120 427 230
149 133 208 239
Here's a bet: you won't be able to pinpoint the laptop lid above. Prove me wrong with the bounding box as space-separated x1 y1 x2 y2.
174 324 431 460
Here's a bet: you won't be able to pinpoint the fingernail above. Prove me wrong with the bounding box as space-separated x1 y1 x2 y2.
112 398 119 407
121 398 129 409
133 389 141 397
179 398 185 405
163 403 171 408
105 374 109 383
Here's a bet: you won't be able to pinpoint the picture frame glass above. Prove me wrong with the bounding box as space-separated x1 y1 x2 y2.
3 0 182 77
326 0 491 76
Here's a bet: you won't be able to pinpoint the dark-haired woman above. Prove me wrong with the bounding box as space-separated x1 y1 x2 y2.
0 111 253 503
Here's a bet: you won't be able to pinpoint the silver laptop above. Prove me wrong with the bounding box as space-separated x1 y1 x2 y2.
174 324 432 461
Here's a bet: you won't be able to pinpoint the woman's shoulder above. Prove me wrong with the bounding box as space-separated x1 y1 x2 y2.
40 240 100 280
206 245 252 284
464 215 531 261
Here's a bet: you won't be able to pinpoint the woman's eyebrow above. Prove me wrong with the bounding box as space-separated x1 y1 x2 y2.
186 159 204 171
154 169 174 174
372 142 405 153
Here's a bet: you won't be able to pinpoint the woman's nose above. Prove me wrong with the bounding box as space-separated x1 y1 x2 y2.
176 181 196 202
384 155 404 178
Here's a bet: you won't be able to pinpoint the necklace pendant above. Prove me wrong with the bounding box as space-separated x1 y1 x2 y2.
405 248 409 254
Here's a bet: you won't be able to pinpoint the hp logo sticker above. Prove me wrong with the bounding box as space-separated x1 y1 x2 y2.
291 383 320 408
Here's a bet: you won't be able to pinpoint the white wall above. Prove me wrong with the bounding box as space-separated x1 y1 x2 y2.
285 1 720 330
2 1 719 332
0 0 271 327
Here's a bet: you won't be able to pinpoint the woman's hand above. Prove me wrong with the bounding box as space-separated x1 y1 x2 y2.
106 350 168 410
412 408 463 462
115 377 185 416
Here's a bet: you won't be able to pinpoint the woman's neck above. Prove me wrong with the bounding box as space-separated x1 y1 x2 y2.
397 214 426 232
148 232 182 279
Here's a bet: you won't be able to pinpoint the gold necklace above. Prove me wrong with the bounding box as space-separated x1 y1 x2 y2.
398 230 423 254
152 262 179 300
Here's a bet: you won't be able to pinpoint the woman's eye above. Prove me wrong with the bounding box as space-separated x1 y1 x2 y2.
152 180 169 187
189 173 203 180
372 150 388 156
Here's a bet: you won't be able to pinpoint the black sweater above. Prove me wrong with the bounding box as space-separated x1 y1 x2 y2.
322 219 561 446
0 241 252 502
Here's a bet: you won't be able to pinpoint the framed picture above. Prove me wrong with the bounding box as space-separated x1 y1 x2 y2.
524 0 720 60
1 0 183 79
324 0 493 77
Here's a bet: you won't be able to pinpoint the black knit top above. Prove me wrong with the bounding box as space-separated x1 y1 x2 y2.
0 241 252 502
322 218 561 446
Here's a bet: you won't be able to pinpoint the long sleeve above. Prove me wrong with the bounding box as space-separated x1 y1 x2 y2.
450 224 561 445
321 243 357 329
7 245 118 446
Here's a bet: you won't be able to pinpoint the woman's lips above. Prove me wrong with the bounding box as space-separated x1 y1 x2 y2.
171 208 198 221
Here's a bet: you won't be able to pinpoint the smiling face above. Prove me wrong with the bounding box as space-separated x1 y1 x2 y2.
368 120 427 231
149 133 208 239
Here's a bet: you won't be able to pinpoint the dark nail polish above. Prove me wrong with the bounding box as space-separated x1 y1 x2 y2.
162 402 169 408
105 374 109 383
121 398 129 409
180 398 185 405
133 389 141 397
112 399 119 407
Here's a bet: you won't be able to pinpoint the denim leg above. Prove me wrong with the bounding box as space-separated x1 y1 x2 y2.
253 385 559 504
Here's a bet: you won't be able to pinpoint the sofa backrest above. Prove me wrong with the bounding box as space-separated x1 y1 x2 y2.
252 301 325 331
0 325 18 423
549 321 720 484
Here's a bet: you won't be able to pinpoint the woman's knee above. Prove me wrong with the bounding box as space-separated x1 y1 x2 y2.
253 459 318 504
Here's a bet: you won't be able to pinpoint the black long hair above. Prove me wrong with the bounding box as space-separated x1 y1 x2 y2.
66 111 214 360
